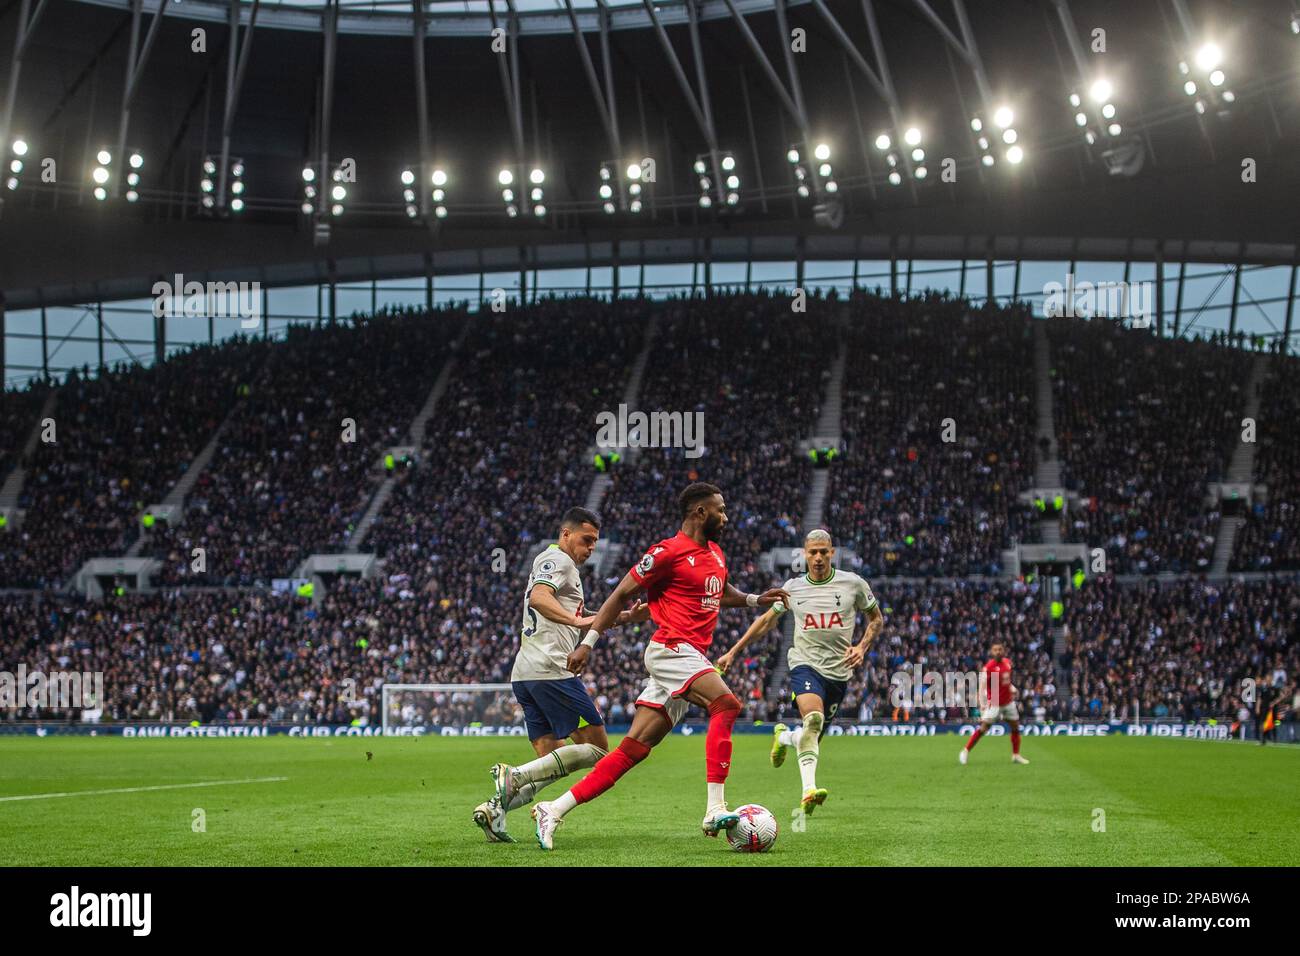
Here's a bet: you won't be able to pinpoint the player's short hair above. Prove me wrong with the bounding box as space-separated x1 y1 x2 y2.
560 507 601 531
804 529 833 547
678 482 722 518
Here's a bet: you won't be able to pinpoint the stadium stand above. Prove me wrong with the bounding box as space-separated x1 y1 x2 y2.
1065 576 1299 722
1232 358 1300 571
1051 317 1252 574
0 293 1296 727
0 340 266 587
835 579 1060 722
141 309 464 585
825 291 1038 577
0 383 49 482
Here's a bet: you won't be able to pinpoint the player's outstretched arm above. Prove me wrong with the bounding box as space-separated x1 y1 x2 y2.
720 582 791 610
565 571 644 676
617 599 650 625
717 608 780 673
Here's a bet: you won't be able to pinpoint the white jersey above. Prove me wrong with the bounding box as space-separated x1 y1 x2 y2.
510 545 587 682
772 569 877 682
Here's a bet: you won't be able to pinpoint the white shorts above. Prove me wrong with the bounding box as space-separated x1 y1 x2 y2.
981 702 1020 723
635 640 716 727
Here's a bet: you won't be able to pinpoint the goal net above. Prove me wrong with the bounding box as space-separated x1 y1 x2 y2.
380 683 524 735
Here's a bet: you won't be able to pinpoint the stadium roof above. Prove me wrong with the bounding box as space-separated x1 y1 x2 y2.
72 0 794 36
1 0 1298 307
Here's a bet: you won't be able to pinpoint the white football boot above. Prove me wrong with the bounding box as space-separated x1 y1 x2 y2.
490 762 520 806
701 805 740 837
531 801 564 851
472 796 514 843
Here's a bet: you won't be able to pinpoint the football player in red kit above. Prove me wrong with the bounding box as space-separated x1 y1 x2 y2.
960 642 1029 765
529 482 790 850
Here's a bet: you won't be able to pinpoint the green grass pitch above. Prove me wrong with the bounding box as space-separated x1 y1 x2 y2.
0 734 1295 866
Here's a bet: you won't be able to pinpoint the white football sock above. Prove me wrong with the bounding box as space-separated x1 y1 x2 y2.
506 780 548 812
551 790 578 818
798 712 823 793
779 728 800 747
707 782 726 810
514 743 605 786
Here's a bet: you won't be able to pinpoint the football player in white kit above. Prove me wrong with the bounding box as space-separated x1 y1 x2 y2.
718 529 882 816
472 507 646 842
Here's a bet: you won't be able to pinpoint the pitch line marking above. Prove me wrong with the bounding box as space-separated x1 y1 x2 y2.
0 776 290 802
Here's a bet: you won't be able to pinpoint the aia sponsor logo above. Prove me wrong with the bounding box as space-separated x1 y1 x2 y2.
803 611 846 630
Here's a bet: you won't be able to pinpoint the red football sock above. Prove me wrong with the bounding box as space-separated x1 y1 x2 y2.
570 737 650 805
965 728 983 751
706 694 741 784
1011 732 1021 755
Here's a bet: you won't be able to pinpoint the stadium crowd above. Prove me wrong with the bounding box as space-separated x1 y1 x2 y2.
0 340 264 588
143 309 463 586
2 573 1294 730
600 290 825 560
1064 576 1298 723
827 292 1037 577
1232 358 1300 571
1051 317 1251 573
829 579 1060 723
0 382 50 484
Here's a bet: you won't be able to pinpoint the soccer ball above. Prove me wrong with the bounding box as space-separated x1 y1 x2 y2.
725 804 778 853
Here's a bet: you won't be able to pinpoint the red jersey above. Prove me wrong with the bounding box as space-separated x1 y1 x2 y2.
629 531 727 654
983 657 1013 706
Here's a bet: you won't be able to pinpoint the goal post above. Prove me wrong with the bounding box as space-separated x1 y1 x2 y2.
381 683 522 735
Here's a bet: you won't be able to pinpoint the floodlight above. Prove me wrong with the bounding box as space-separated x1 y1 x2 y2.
1194 42 1221 71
